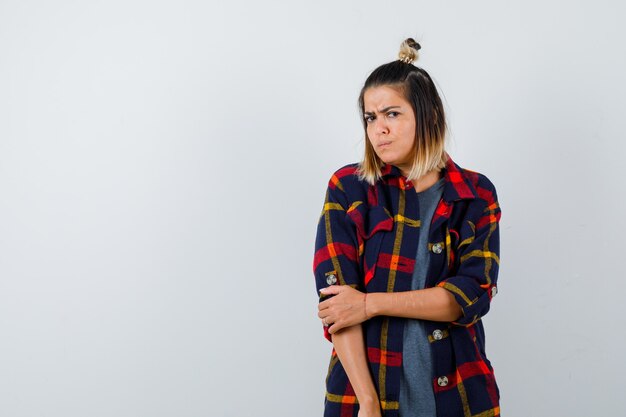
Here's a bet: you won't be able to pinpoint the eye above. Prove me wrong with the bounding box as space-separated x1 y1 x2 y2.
387 111 400 118
364 115 375 123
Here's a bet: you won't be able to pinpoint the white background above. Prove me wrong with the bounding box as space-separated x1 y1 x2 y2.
1 1 625 416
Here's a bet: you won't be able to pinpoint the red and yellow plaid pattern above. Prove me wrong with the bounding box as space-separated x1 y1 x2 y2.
313 154 501 417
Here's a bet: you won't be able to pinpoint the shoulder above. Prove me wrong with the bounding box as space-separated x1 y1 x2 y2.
443 154 500 206
326 162 370 192
468 168 498 194
456 165 501 217
322 163 373 208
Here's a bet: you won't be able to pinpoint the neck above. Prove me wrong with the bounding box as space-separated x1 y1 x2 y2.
404 169 443 193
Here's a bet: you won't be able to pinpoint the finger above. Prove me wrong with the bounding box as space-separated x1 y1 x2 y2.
328 321 340 334
319 285 341 295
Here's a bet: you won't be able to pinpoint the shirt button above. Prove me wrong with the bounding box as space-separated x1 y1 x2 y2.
326 274 337 285
437 376 449 387
491 285 498 297
432 243 443 254
432 329 443 340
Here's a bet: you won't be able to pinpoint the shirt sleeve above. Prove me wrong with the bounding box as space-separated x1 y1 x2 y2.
437 176 502 327
312 175 363 342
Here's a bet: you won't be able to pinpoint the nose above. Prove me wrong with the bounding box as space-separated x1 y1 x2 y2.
373 118 389 136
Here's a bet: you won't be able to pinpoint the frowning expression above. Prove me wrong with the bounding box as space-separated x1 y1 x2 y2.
363 85 416 173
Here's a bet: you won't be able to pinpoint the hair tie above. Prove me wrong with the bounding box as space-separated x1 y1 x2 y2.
398 38 421 64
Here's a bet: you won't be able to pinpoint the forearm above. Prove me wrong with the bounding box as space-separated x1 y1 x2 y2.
331 324 379 408
366 287 462 322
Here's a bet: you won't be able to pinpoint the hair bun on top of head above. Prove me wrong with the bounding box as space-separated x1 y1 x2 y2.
398 38 421 64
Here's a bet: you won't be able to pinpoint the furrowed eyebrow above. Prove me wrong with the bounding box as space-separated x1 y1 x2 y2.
364 106 402 116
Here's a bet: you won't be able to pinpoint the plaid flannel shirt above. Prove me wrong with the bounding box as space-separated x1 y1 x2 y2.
313 153 501 417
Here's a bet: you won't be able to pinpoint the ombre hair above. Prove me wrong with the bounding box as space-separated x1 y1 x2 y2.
356 38 448 185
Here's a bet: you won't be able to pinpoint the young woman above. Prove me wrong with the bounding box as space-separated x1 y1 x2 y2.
313 39 502 417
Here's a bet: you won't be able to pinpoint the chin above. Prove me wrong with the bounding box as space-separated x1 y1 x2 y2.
378 156 400 166
375 153 394 164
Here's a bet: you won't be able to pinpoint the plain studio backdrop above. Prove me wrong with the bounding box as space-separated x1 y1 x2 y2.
1 1 625 416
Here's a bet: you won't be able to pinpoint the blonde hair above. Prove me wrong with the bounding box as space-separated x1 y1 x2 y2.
357 38 448 185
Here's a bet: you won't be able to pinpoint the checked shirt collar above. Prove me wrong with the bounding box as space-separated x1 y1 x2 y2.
379 152 479 203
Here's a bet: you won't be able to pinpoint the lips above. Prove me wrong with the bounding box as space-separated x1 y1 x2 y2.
378 141 392 148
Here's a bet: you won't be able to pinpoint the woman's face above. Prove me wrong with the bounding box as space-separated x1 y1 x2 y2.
363 85 416 173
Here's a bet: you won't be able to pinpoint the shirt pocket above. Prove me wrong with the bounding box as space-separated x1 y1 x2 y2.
448 219 476 271
346 203 393 287
456 219 476 254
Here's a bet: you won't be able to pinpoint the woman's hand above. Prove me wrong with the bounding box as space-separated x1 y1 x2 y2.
318 285 369 334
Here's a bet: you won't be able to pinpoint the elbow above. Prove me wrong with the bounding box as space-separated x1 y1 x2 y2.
450 301 491 327
436 286 464 322
448 299 463 323
436 278 496 326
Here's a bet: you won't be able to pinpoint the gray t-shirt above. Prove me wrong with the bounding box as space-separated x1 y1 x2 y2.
398 177 445 417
